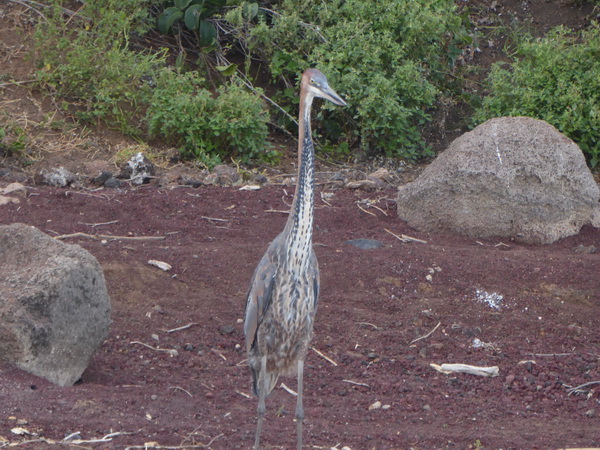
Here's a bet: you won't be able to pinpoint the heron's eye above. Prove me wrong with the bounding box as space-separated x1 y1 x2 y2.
310 78 320 87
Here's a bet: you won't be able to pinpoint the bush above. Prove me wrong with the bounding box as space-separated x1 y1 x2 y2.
34 0 164 133
473 24 600 166
146 69 271 166
225 0 469 160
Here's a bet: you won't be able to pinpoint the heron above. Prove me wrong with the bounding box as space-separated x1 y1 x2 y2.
244 69 346 449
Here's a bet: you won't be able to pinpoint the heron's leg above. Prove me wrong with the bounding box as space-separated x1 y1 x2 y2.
254 355 267 450
295 359 305 450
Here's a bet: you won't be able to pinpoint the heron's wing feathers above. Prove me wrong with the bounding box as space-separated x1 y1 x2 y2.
310 249 320 312
244 236 283 354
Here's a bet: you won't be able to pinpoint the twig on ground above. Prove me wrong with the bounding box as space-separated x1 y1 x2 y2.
236 389 251 399
384 228 428 244
211 349 227 361
169 386 193 397
280 382 298 396
125 433 223 449
358 322 380 330
64 431 132 444
200 216 228 222
165 323 198 333
265 209 289 214
410 322 441 345
430 363 500 377
55 232 165 241
566 380 600 395
356 202 377 216
342 379 370 387
525 353 572 357
82 220 119 227
310 347 338 366
130 341 178 357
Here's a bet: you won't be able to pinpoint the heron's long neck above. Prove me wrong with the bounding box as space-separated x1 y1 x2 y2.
284 92 315 267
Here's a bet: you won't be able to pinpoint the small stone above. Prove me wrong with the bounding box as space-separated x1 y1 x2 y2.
2 182 26 197
103 177 123 188
584 409 596 418
505 374 515 385
0 195 19 206
368 400 381 410
150 395 158 401
219 325 235 335
422 404 431 411
93 171 112 186
346 239 385 250
367 352 378 360
39 167 76 187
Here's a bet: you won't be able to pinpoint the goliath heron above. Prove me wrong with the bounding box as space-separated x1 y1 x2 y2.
244 69 346 449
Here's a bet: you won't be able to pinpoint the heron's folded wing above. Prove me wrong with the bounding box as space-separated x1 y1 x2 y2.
244 244 279 353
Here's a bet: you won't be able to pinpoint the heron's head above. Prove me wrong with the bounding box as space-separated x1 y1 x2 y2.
302 69 346 107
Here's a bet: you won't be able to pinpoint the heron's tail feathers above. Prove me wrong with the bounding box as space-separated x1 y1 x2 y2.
251 365 280 398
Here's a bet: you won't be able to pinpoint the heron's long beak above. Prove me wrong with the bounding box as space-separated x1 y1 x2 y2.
319 85 347 107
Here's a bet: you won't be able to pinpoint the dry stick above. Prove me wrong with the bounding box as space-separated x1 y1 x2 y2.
130 341 178 356
165 322 198 333
410 322 441 345
310 347 338 366
82 220 119 227
54 232 165 241
384 228 428 244
236 389 251 399
358 322 380 330
200 216 228 222
342 379 370 388
566 380 600 395
168 386 193 398
125 433 223 449
366 203 388 216
280 382 298 396
66 431 131 444
356 202 377 217
526 353 572 357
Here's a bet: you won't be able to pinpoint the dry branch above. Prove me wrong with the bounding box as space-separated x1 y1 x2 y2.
410 322 441 345
430 363 500 377
310 347 338 366
55 232 165 241
384 228 428 244
165 323 198 333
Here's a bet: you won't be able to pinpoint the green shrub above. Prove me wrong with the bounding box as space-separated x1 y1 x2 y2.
146 69 271 166
33 0 164 134
225 0 469 160
473 25 600 166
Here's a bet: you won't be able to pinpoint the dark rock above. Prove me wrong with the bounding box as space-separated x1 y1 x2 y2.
346 239 385 250
93 171 112 186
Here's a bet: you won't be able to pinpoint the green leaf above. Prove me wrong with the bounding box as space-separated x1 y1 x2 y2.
174 0 192 9
157 7 184 34
198 20 216 47
216 63 238 76
242 2 259 20
184 3 204 30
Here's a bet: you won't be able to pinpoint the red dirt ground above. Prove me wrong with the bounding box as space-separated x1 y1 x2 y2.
1 184 599 449
1 0 600 448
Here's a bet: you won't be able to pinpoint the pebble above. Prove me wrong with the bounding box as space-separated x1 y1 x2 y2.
219 325 235 335
368 400 381 410
584 409 596 418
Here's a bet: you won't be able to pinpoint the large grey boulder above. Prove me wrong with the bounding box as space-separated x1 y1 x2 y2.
0 223 111 386
397 117 600 244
